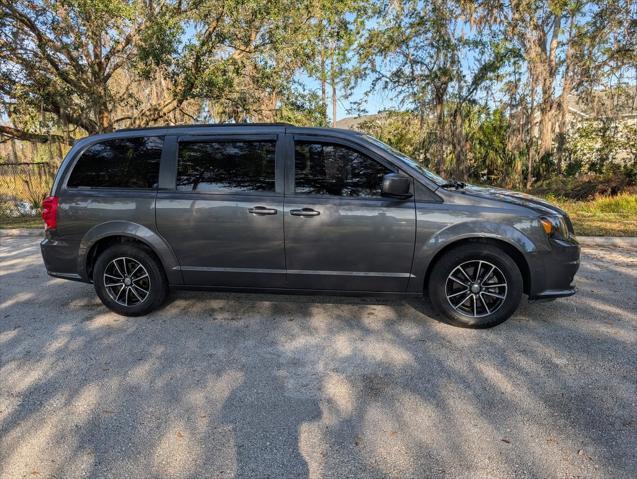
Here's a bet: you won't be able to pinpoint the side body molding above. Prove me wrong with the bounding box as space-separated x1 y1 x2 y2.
78 221 183 284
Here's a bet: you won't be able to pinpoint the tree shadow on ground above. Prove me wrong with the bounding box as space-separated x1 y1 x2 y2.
0 238 636 478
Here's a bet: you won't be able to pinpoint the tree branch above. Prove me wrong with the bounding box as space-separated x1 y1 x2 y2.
0 125 68 144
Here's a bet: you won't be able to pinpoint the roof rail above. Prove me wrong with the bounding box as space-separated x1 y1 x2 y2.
115 122 292 132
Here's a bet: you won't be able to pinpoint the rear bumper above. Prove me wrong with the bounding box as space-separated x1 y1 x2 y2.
528 237 580 300
41 235 86 282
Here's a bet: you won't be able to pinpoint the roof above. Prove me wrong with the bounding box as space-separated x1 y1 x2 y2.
110 123 362 137
115 122 293 132
70 124 365 149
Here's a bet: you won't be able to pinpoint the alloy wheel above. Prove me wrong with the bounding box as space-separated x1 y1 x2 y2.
103 257 151 307
445 260 508 318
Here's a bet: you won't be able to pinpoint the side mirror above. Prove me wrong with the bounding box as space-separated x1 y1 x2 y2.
381 173 412 199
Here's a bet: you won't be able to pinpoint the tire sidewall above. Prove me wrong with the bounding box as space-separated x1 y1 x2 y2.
93 244 166 316
429 244 523 328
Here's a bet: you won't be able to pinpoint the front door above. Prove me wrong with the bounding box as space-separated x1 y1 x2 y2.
283 136 416 292
156 134 286 288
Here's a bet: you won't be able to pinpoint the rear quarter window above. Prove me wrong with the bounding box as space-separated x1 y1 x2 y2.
67 136 163 189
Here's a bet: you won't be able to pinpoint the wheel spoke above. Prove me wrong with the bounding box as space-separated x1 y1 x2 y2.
115 284 125 301
129 263 142 277
453 293 472 310
112 261 124 278
132 273 148 282
121 258 128 275
473 295 477 316
130 286 144 302
481 265 495 284
482 290 505 299
105 272 123 280
449 276 468 287
479 293 491 314
484 283 506 288
448 289 469 299
458 266 472 283
132 283 149 295
105 282 124 288
475 261 482 282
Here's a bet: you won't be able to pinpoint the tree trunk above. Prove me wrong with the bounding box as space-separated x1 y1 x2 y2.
330 49 337 128
271 92 278 121
555 13 576 174
320 41 327 125
452 108 466 180
10 138 19 162
536 13 561 168
526 75 537 190
434 88 446 174
96 93 113 133
537 75 555 162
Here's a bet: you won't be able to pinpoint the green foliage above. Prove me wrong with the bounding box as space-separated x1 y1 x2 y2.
354 106 528 188
549 194 637 236
357 112 424 160
275 90 329 127
565 120 637 175
136 12 184 79
532 173 636 200
0 0 634 202
585 194 637 214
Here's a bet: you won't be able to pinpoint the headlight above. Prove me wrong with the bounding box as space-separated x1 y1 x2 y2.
539 216 569 239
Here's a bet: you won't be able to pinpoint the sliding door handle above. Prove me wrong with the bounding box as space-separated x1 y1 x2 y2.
248 206 278 215
290 208 320 217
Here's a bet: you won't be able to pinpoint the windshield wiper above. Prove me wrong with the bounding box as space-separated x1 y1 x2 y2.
440 179 466 190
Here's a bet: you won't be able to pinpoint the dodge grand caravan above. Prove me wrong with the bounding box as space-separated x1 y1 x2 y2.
40 124 580 328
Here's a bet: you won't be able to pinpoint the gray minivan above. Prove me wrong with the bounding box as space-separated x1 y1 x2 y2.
40 124 580 328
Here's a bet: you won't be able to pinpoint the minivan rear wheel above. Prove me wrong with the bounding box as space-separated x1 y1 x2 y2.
428 243 523 328
93 244 167 316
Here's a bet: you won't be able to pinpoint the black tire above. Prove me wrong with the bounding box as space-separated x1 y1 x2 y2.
428 243 523 328
93 243 167 316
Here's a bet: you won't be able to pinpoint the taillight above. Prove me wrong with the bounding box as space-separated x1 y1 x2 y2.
41 196 59 230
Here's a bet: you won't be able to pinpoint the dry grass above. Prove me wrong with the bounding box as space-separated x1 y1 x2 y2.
0 215 42 229
0 163 55 210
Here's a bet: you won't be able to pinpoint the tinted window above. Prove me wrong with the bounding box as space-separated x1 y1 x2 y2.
177 141 276 192
67 136 162 189
295 142 391 197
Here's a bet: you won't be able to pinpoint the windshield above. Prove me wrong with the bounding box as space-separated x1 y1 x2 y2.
363 135 447 186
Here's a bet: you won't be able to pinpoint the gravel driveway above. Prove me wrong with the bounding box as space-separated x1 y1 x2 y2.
1 237 636 478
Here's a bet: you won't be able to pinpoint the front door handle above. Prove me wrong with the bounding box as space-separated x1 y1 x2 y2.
248 206 278 215
290 208 320 217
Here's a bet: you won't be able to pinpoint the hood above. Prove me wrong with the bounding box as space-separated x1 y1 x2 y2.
461 185 568 217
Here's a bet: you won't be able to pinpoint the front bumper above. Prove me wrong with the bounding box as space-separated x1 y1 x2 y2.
528 237 581 300
530 286 577 302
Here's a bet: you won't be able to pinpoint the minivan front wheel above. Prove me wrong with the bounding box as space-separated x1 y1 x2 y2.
428 244 523 328
93 243 167 316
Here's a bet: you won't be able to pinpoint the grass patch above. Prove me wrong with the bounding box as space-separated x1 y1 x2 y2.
549 194 637 237
0 215 42 229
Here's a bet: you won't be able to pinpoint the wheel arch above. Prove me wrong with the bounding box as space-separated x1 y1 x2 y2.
421 236 532 295
78 221 182 284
